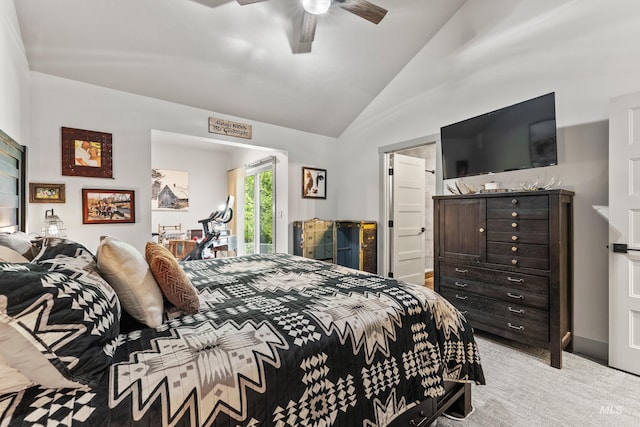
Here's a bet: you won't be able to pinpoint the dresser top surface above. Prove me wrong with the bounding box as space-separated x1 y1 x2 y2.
433 189 574 200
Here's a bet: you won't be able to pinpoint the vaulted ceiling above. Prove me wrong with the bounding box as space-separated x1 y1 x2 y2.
15 0 466 137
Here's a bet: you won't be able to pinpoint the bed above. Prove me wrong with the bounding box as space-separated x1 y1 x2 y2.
0 134 484 426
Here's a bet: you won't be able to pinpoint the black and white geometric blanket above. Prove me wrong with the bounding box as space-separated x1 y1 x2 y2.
1 253 484 426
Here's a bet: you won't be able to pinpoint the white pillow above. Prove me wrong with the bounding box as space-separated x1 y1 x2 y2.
0 246 30 263
97 236 164 328
0 231 34 259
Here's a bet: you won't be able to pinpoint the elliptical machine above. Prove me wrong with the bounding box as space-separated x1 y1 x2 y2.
182 196 234 261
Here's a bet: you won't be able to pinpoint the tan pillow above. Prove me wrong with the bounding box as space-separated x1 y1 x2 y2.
0 246 30 263
145 242 200 314
97 236 164 328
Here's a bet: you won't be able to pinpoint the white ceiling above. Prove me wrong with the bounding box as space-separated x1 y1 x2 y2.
14 0 466 138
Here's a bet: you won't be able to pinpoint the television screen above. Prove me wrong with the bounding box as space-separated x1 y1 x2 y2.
441 93 557 180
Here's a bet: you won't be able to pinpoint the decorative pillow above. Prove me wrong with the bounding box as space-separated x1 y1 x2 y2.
0 246 30 263
0 231 35 260
0 262 120 390
97 236 164 328
145 242 200 314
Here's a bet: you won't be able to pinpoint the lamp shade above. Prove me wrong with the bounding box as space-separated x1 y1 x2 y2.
301 0 331 15
42 209 67 238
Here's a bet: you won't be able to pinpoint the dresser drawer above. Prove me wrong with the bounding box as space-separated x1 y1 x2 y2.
487 242 549 269
440 288 549 344
487 195 548 211
440 262 549 290
487 219 549 245
440 274 549 309
440 288 548 324
487 219 549 235
487 208 549 220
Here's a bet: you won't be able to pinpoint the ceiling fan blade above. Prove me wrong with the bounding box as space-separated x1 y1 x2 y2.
236 0 269 5
336 0 387 24
300 12 317 44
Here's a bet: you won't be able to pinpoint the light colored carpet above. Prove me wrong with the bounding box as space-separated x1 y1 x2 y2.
437 332 640 427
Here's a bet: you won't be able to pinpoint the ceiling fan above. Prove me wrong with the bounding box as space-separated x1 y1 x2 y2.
235 0 388 53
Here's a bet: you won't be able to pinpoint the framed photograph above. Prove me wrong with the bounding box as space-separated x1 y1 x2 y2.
82 189 135 224
29 183 65 203
302 166 326 199
151 169 189 210
62 127 113 178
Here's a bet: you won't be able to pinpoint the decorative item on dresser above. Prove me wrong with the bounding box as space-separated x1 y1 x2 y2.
433 189 574 368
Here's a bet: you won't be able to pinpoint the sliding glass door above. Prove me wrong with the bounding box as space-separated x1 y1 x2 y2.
244 158 275 255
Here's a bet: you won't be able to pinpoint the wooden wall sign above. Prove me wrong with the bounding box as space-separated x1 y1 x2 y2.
208 117 252 139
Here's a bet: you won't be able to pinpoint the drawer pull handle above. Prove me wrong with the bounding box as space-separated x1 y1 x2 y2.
507 292 523 299
454 281 468 288
511 212 518 217
455 294 468 300
512 235 519 241
511 199 518 204
455 268 468 273
507 276 524 283
508 322 524 331
479 227 485 233
508 306 524 314
511 259 518 265
511 246 518 252
511 222 518 228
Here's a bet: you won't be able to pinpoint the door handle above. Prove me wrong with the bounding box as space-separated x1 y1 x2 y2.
613 243 640 253
420 227 426 233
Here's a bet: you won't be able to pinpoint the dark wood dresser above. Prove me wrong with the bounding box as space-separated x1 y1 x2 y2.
433 190 574 368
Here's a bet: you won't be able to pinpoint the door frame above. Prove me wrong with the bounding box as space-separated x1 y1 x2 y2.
378 133 441 277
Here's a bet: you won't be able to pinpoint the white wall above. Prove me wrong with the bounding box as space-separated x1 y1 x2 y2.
27 72 339 253
0 0 29 144
336 0 640 357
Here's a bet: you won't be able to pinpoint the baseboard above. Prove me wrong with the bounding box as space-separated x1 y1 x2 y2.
572 335 607 363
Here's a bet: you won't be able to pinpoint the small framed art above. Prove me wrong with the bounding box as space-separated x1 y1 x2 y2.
61 127 113 178
302 167 326 199
29 183 65 203
82 189 135 224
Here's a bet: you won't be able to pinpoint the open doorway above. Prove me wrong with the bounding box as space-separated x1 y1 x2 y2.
151 130 288 257
379 136 438 288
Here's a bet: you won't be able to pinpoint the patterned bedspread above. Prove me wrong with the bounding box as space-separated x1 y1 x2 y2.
1 253 484 426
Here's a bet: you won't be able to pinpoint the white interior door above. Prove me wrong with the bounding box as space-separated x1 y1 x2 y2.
609 91 640 375
390 153 426 285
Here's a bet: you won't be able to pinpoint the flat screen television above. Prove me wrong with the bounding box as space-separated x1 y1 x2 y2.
440 92 557 180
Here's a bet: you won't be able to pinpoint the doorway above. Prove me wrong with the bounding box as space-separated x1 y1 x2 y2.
150 130 288 255
379 135 439 285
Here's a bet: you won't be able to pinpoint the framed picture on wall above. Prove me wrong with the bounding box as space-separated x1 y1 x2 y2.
151 169 189 210
61 127 113 178
29 183 65 203
302 166 326 199
82 189 135 224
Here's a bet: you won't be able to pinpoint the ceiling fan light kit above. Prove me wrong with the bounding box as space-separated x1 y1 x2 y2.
235 0 387 53
301 0 332 15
